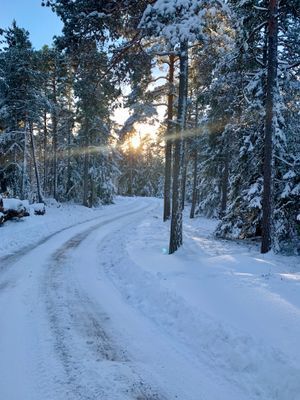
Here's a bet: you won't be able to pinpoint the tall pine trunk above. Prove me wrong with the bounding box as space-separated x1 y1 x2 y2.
66 124 72 200
190 148 198 219
261 0 278 254
83 131 90 207
21 122 29 200
66 88 74 200
190 100 199 219
163 54 175 221
29 124 43 203
52 112 58 200
169 41 188 254
181 149 187 210
43 111 48 194
128 151 133 196
180 55 189 212
51 71 58 200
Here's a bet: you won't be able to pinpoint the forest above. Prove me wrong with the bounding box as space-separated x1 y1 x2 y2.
1 2 300 399
0 0 299 255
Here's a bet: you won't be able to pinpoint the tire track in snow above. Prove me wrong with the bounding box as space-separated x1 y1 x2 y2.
0 215 100 272
0 199 147 273
0 201 148 293
41 202 167 400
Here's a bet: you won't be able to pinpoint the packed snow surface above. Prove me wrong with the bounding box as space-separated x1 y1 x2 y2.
0 197 299 400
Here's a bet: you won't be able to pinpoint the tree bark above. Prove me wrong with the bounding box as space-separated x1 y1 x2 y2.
169 41 188 254
66 122 72 199
190 148 198 218
163 54 175 221
83 130 90 207
181 148 187 210
261 0 278 254
29 124 43 203
51 73 58 200
21 122 29 200
66 84 74 200
89 174 94 207
181 49 189 212
190 99 199 219
43 111 48 194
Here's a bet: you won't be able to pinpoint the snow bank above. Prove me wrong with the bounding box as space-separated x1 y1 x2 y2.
3 198 29 213
0 197 132 258
102 203 300 400
32 203 46 215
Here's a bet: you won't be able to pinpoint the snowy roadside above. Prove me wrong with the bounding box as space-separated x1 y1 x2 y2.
1 196 299 399
0 196 135 259
103 203 300 400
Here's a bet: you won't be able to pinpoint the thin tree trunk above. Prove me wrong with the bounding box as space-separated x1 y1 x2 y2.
52 73 58 200
190 148 198 218
66 122 72 199
29 153 33 196
190 99 199 219
43 111 48 194
83 131 89 207
181 148 187 210
169 41 188 254
52 113 58 199
29 124 43 203
220 149 229 218
261 0 278 254
163 54 175 221
89 174 94 207
129 151 133 196
66 84 74 199
180 54 189 212
21 122 29 199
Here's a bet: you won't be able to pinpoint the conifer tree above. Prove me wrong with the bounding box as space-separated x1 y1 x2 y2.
0 22 45 200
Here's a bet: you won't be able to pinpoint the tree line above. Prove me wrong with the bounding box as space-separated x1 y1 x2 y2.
0 0 299 255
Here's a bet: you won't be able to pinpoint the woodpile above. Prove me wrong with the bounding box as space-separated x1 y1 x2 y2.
0 196 31 224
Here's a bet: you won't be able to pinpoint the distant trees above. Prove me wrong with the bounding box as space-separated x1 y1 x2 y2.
0 2 163 207
41 0 158 205
0 22 45 200
0 0 299 254
0 21 119 205
118 134 164 197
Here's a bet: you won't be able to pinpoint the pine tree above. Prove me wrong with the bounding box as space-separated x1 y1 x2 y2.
261 0 279 253
140 0 228 252
214 0 300 253
0 22 45 200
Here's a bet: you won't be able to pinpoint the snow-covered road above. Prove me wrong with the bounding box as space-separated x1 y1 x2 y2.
0 197 299 400
0 199 163 399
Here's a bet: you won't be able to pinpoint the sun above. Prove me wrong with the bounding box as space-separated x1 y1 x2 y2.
130 133 141 149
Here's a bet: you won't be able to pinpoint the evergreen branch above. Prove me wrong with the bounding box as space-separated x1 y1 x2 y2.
152 103 168 107
255 57 266 68
274 155 294 167
285 60 300 70
253 6 268 12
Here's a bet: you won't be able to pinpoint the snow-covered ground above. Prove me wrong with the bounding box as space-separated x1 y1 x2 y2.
0 196 137 259
0 197 299 400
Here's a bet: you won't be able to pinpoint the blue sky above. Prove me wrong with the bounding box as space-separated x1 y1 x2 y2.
1 0 63 49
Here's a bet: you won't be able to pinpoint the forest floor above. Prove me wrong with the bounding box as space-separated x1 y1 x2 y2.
0 197 299 400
